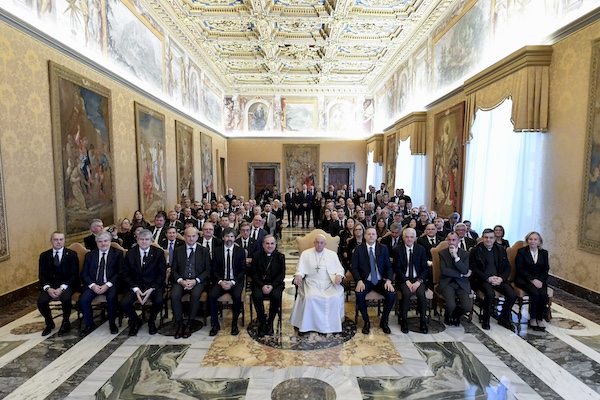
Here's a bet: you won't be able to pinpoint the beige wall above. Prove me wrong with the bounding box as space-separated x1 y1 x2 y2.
0 22 226 296
540 20 600 292
227 138 367 198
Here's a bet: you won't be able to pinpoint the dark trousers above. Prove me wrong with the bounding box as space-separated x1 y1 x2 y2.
251 285 283 325
397 280 427 322
286 207 295 226
477 281 517 322
79 285 119 327
515 280 548 320
171 282 205 325
302 207 311 227
356 280 395 323
120 287 164 323
312 207 321 228
439 281 472 315
38 287 75 324
209 283 244 326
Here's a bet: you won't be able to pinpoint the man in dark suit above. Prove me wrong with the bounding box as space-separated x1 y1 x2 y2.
121 229 167 336
443 212 460 234
417 223 445 262
380 223 402 255
454 223 477 252
352 227 396 334
251 235 285 336
249 215 267 245
38 232 80 336
236 222 259 266
171 227 211 339
150 213 168 248
164 226 184 267
376 182 389 196
324 184 336 201
203 187 217 202
208 228 246 336
84 219 105 250
393 227 429 334
166 211 184 234
437 232 472 326
198 222 223 260
464 220 479 240
224 188 236 204
297 183 313 228
284 187 296 227
365 186 376 203
470 228 516 331
80 232 123 336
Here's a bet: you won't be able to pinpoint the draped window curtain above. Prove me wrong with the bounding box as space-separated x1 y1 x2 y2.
394 137 426 206
462 98 544 244
366 149 383 190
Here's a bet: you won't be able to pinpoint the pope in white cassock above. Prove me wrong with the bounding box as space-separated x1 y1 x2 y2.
290 234 346 334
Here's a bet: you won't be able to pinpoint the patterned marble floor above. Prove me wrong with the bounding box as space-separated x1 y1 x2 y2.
0 227 599 399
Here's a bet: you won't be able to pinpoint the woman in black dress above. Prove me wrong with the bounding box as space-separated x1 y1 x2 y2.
494 225 510 248
514 231 549 331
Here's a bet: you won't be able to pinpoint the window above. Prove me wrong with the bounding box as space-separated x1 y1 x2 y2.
395 137 426 206
366 149 383 190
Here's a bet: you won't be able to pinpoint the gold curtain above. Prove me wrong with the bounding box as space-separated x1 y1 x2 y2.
463 46 552 143
386 112 427 154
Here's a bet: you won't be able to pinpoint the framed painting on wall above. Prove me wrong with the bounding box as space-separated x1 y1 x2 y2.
282 98 317 132
432 102 466 218
579 39 600 254
283 144 319 189
49 61 116 239
200 133 214 195
134 102 166 218
175 121 194 201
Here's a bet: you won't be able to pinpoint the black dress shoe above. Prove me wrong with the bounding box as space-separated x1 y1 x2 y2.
58 321 71 336
231 325 239 336
148 321 158 335
362 321 371 335
265 323 274 336
444 314 452 325
42 321 55 336
379 321 391 334
209 324 220 336
109 323 118 334
400 319 409 334
128 319 141 336
182 324 192 338
499 319 515 332
481 320 491 330
174 324 184 339
419 321 428 334
80 324 95 337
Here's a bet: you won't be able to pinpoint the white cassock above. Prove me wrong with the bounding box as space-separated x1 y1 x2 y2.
290 247 345 333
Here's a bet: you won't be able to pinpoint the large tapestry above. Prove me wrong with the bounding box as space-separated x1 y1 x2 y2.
386 133 397 191
580 39 600 254
176 121 194 201
135 102 166 217
283 145 319 189
49 61 116 238
201 133 214 194
432 102 466 218
0 147 8 261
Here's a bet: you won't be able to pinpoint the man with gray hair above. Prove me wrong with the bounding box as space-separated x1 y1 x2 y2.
443 212 460 235
393 227 429 334
84 218 104 250
290 234 345 335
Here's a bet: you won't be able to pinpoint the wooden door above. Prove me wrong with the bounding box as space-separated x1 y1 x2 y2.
254 168 275 196
328 168 349 192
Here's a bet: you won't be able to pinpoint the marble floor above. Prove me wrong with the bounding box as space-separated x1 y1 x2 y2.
0 227 599 399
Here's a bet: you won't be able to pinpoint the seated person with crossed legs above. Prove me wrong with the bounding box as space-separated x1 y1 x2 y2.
171 227 211 339
208 228 246 336
80 231 123 336
290 234 345 335
251 235 285 337
352 227 395 335
437 232 472 326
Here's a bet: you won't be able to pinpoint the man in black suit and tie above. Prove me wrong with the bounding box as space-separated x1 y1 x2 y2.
164 226 184 267
236 222 259 266
203 186 217 202
437 232 472 326
38 232 80 336
121 229 167 336
251 235 285 336
151 212 168 248
171 227 211 339
380 223 402 255
464 220 479 240
80 232 123 335
393 227 429 334
84 219 105 250
224 187 236 204
298 183 312 228
454 223 476 252
199 222 223 260
470 229 516 331
417 223 445 262
208 228 246 336
352 227 395 334
365 185 376 203
249 215 267 246
284 187 296 227
166 211 184 234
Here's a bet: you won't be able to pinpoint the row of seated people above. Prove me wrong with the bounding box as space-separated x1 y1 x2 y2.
38 225 286 339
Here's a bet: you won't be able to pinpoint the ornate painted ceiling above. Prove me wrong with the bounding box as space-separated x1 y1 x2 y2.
150 0 451 94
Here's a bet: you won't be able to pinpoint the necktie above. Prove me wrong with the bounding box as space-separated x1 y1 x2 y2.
98 252 106 284
188 247 194 260
430 238 435 246
168 242 174 265
369 247 378 285
226 248 231 280
142 251 147 266
153 228 158 240
460 239 466 250
205 241 210 255
252 229 257 240
243 240 247 250
392 238 397 248
54 251 60 267
408 249 414 279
